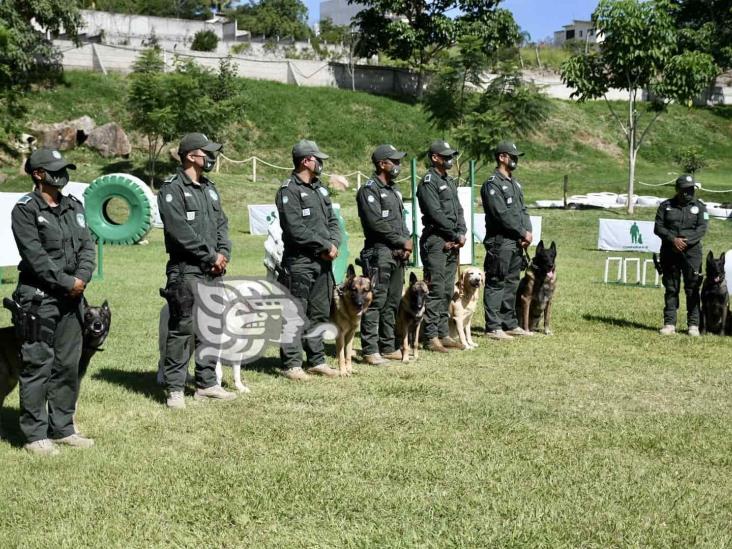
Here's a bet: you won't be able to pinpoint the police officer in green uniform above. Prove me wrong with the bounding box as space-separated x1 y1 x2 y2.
653 174 708 336
8 148 96 455
276 140 341 380
158 133 236 408
416 140 467 353
357 144 413 365
481 141 533 340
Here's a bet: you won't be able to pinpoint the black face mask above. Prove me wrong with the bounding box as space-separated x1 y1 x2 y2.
443 157 454 170
678 189 694 204
508 155 518 171
44 168 69 189
312 158 323 176
202 153 216 173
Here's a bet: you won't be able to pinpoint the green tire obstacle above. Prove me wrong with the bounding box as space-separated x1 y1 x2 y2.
83 174 153 245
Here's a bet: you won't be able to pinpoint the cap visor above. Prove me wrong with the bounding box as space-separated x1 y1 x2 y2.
388 151 407 160
442 148 458 157
313 151 329 159
46 159 77 171
201 142 223 153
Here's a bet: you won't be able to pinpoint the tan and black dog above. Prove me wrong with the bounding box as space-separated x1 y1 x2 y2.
330 264 374 376
448 266 484 349
396 272 429 363
516 241 557 335
0 299 110 437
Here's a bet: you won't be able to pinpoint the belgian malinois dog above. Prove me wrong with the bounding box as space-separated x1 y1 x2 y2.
0 298 110 437
516 240 557 334
396 272 429 363
330 264 374 376
700 251 730 335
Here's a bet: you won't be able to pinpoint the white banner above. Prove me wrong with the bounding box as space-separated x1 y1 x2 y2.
248 203 341 235
0 183 89 268
598 218 661 253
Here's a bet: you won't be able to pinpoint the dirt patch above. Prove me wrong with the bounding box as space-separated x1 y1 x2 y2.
575 130 624 158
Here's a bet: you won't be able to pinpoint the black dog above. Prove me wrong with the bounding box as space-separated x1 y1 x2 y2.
700 251 730 335
0 298 111 437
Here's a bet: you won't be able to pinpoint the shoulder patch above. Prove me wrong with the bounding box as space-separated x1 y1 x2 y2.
17 194 33 205
365 179 375 187
67 194 81 204
319 186 329 197
423 173 431 183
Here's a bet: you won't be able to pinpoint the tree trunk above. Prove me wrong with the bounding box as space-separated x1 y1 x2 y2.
627 92 636 215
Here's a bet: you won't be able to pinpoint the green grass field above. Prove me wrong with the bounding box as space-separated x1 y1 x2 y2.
0 71 731 547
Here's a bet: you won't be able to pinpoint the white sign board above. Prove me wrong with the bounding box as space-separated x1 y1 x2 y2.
248 203 341 236
597 218 661 253
0 183 89 268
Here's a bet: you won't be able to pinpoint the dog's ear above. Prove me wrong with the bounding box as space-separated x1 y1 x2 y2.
409 271 417 286
82 295 89 308
346 264 356 280
102 300 109 311
719 252 726 268
423 271 431 285
707 250 714 267
537 240 545 252
550 241 556 252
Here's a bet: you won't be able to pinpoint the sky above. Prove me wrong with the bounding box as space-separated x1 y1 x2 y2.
305 0 599 42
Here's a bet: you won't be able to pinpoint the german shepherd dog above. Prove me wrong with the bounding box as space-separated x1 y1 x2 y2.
395 272 429 363
516 240 557 334
0 298 111 437
700 251 730 335
330 264 374 376
448 266 484 349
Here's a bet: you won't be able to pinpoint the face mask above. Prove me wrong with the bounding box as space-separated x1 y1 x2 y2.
202 153 216 173
443 157 454 170
508 156 518 171
44 169 69 189
679 190 694 204
312 158 323 176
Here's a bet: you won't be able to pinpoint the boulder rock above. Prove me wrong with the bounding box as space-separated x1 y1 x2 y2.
30 116 97 150
85 122 132 157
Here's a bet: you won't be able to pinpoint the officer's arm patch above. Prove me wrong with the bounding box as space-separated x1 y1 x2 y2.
16 194 32 205
424 173 431 183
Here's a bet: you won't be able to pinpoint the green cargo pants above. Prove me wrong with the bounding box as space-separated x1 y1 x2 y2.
13 284 82 443
420 234 458 340
359 247 404 355
162 270 218 392
279 255 334 369
483 238 523 332
660 245 702 326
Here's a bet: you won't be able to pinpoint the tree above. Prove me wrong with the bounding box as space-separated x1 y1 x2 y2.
80 1 215 20
351 0 519 94
669 0 732 70
0 0 82 133
229 0 311 41
191 29 219 51
561 0 717 213
127 49 247 185
424 35 550 173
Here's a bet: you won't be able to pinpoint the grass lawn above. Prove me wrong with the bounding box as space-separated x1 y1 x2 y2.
0 163 731 546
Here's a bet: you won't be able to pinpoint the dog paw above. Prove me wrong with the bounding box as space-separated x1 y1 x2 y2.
236 384 251 394
544 329 554 336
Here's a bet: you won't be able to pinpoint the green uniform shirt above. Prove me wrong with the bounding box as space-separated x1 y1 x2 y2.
276 173 341 259
481 169 532 242
416 167 466 241
654 197 708 250
157 167 231 270
11 189 96 294
356 173 410 249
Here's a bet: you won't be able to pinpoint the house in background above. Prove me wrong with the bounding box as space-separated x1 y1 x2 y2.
319 0 366 26
553 20 601 46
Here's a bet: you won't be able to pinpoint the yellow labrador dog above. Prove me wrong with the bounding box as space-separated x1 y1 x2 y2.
448 266 484 349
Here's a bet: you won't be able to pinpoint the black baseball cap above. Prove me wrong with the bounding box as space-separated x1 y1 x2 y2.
428 140 458 157
292 139 329 159
25 148 76 173
178 133 222 156
495 141 524 157
675 174 697 189
372 144 407 163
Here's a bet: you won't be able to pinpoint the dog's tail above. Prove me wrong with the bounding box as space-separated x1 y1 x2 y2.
652 253 663 275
